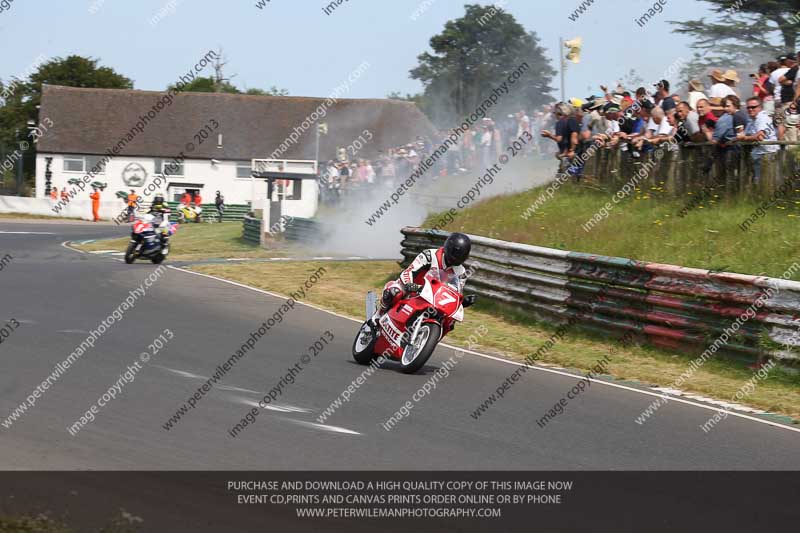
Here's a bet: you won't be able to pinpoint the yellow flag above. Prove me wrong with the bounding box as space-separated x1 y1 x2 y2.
565 37 582 64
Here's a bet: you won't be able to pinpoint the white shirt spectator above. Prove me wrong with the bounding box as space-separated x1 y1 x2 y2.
604 118 620 136
327 165 339 182
657 119 674 136
709 83 736 99
688 91 707 111
770 67 789 101
682 110 701 136
746 110 780 156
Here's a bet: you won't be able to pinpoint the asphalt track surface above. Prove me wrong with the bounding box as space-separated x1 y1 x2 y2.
1 219 798 473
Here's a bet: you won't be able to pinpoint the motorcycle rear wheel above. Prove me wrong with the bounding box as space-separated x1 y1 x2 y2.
352 322 377 365
151 253 165 264
400 323 441 374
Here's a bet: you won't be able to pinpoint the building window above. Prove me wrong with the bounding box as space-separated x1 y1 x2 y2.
86 156 106 174
289 179 302 200
62 155 106 174
155 158 184 176
63 157 85 172
236 162 251 178
275 180 302 200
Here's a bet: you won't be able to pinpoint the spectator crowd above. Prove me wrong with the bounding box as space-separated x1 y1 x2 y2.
319 51 799 201
538 52 800 183
319 110 550 202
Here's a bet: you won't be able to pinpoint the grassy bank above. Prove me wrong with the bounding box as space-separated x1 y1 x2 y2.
424 182 800 279
191 260 800 421
74 222 293 260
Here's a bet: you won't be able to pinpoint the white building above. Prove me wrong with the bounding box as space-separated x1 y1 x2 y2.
34 85 435 219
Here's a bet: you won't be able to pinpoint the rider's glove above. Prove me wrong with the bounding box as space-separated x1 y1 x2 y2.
404 282 422 294
463 294 478 308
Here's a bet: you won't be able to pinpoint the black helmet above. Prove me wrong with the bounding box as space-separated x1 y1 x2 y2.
443 232 471 267
153 194 164 205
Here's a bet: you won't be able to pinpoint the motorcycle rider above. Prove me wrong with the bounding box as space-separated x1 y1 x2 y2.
148 194 171 250
370 232 477 326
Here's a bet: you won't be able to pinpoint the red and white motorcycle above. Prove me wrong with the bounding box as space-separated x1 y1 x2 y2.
352 268 472 374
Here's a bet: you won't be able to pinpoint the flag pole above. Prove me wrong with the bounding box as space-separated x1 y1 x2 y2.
559 36 566 102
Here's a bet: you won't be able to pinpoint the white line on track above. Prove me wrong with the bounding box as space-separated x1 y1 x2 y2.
228 396 312 414
153 365 262 395
282 418 361 435
227 397 360 435
167 265 800 436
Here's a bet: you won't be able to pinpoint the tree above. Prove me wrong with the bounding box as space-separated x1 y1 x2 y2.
620 69 645 91
169 76 240 94
387 90 430 109
409 3 555 126
167 78 289 96
670 0 800 77
0 55 132 186
246 86 290 96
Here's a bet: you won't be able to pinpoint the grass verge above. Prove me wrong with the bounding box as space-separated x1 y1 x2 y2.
73 222 294 260
424 182 800 280
190 260 800 421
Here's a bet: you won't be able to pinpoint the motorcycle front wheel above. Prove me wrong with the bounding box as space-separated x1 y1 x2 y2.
400 323 441 374
151 253 165 264
352 322 377 365
124 241 137 264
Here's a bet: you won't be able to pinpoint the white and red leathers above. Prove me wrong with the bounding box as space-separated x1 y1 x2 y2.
377 247 467 315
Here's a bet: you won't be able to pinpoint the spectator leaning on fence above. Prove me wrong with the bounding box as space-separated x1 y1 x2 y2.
739 97 780 183
706 95 746 175
541 103 580 174
675 102 705 143
655 80 676 112
696 99 717 141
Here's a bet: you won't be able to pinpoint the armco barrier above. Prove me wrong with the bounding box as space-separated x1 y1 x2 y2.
401 227 800 363
242 215 261 245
